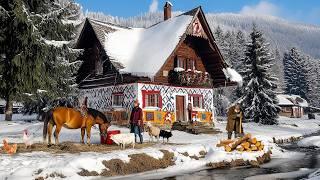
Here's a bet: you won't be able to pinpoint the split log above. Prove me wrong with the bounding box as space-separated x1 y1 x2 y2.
225 134 251 151
250 145 258 151
241 142 250 150
258 145 264 151
224 145 232 152
236 145 244 152
216 139 235 147
249 138 257 144
220 139 235 144
255 141 261 147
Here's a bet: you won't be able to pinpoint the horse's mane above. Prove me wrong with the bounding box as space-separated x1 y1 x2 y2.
87 108 110 123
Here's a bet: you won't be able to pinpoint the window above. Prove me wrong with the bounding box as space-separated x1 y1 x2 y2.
186 59 195 70
142 90 162 108
112 93 124 107
177 57 185 69
190 95 203 109
176 56 196 70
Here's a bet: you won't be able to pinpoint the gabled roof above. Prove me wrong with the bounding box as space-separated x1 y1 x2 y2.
80 7 239 85
104 14 193 76
277 94 308 107
86 19 129 48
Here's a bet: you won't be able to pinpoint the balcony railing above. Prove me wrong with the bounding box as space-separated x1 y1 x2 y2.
168 68 212 87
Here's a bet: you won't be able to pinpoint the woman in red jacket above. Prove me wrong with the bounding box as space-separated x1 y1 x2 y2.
130 99 143 144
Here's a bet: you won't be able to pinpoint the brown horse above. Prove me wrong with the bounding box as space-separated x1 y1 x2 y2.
43 107 110 145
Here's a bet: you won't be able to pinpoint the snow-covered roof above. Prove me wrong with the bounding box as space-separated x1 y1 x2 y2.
165 1 173 6
0 99 23 107
82 7 235 85
276 94 308 107
103 15 193 76
222 68 243 85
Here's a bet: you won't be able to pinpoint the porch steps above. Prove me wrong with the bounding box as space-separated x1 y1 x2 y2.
172 121 222 135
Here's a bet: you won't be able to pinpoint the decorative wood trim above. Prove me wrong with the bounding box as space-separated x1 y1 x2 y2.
112 92 124 95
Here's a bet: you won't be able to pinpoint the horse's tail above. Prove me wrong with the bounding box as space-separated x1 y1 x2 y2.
42 109 53 142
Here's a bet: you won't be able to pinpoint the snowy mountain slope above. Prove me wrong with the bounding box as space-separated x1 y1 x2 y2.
206 13 320 59
86 11 320 59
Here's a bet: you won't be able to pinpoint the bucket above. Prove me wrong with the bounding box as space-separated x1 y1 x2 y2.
103 130 121 145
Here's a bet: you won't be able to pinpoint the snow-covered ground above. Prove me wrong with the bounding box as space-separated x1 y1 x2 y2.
298 136 320 147
0 114 319 179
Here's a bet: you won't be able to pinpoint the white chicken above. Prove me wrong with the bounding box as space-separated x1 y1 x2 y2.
23 129 33 148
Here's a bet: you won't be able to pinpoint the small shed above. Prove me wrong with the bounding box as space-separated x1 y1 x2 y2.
276 94 308 118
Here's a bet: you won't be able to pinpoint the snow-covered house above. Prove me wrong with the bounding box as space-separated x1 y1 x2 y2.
0 99 23 114
75 3 241 126
276 94 308 118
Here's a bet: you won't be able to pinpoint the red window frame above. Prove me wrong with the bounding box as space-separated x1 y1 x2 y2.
142 90 162 108
189 94 203 109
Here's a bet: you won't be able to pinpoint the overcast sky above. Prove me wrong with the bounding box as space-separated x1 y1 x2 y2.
76 0 320 25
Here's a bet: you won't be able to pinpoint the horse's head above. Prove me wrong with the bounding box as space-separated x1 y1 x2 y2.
99 122 110 135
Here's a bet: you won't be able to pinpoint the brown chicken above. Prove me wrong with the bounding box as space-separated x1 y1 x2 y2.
2 139 17 155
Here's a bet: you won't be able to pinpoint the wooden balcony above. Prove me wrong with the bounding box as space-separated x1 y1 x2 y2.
168 69 213 87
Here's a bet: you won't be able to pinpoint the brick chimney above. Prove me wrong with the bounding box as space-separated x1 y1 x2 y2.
164 1 172 21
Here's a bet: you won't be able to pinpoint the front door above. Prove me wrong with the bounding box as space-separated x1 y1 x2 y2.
176 95 185 122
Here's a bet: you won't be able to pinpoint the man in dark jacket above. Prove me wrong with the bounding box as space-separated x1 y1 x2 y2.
187 102 193 124
226 103 244 139
130 99 143 144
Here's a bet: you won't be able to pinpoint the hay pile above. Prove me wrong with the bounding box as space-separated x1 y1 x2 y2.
217 134 265 152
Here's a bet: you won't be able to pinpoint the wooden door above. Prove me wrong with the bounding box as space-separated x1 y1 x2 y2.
176 96 185 122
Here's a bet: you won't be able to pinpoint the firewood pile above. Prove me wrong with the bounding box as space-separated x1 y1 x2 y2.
217 134 265 152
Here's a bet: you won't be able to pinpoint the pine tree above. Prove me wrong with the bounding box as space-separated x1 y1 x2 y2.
0 0 82 120
214 26 229 63
305 58 320 107
272 49 284 92
240 25 280 125
283 48 309 100
232 30 247 100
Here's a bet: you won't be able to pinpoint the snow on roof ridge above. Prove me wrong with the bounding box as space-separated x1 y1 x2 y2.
222 67 243 85
276 94 308 107
104 14 194 76
166 1 173 6
88 18 131 30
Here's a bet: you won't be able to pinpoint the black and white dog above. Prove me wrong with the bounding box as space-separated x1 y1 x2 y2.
159 130 173 143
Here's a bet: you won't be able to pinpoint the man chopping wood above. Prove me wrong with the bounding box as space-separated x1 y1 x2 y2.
226 103 244 139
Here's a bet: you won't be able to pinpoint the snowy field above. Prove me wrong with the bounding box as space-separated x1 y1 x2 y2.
0 114 319 179
298 136 320 147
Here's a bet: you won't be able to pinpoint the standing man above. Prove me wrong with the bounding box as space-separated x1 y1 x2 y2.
226 103 244 139
187 102 193 124
130 99 143 144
